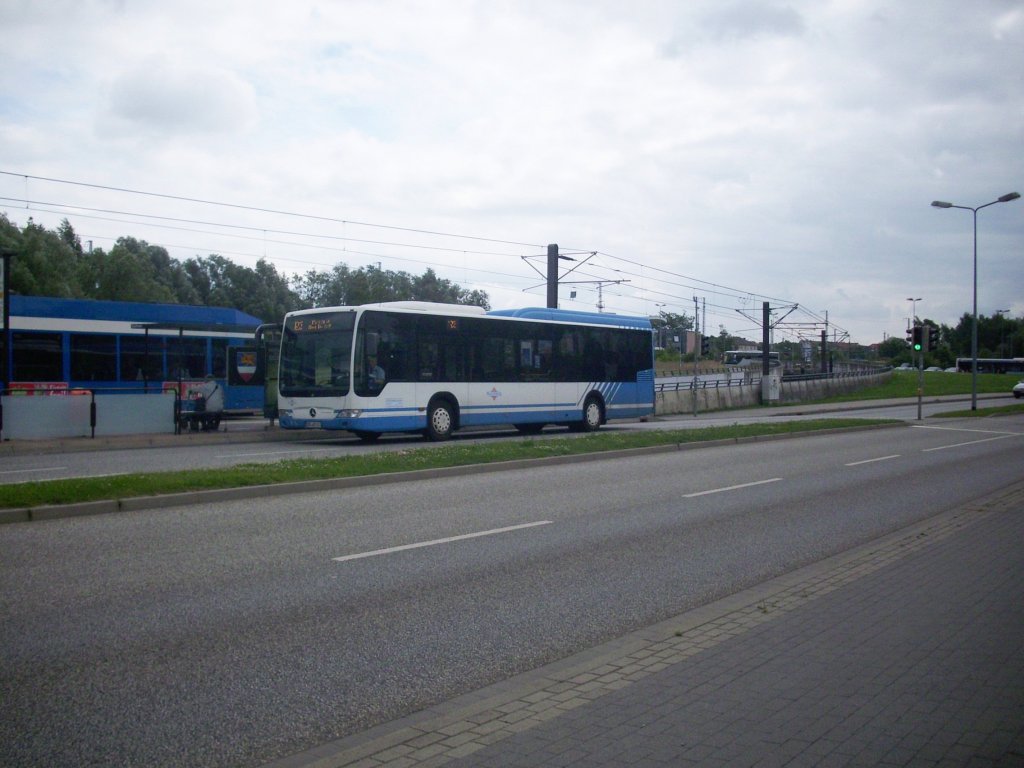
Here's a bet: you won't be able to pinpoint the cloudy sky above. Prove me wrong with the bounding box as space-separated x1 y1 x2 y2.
1 0 1021 344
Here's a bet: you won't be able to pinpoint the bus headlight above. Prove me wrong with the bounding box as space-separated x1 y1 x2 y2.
335 409 362 418
279 409 293 419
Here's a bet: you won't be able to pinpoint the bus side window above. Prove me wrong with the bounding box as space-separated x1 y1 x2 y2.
419 340 438 380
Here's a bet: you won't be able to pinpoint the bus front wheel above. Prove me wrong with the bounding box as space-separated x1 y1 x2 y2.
425 401 455 441
572 396 603 433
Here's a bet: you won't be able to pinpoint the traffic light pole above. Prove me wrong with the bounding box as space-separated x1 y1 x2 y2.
909 324 925 420
917 347 924 421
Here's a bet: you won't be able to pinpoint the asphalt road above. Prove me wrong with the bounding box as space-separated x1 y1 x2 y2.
0 394 1013 484
1 414 1022 767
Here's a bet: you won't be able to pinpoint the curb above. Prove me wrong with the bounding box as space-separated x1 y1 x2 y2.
1 422 905 525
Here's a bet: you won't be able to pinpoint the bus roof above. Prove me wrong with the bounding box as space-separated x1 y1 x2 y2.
487 307 653 330
289 302 652 329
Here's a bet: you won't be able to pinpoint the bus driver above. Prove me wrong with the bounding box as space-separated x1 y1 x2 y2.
367 355 386 390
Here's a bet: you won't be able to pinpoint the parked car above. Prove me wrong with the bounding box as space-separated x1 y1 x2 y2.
925 366 943 372
1014 380 1024 399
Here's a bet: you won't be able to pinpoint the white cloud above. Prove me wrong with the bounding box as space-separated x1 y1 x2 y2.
103 57 257 137
0 0 1021 343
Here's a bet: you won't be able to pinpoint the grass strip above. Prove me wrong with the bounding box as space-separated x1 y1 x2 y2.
800 370 1017 403
2 418 895 509
933 402 1024 418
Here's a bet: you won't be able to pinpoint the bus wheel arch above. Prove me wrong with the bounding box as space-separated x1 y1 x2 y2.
425 394 459 441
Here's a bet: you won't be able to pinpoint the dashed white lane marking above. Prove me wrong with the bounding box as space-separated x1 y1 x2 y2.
846 454 900 466
684 478 782 498
333 520 554 563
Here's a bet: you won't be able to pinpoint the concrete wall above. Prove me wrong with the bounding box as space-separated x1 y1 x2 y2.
655 382 761 415
655 370 891 416
779 371 891 404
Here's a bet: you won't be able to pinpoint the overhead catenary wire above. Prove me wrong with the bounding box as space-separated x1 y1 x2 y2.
1 170 850 340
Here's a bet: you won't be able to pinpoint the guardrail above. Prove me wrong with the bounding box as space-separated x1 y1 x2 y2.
654 365 891 393
781 367 893 383
654 376 760 393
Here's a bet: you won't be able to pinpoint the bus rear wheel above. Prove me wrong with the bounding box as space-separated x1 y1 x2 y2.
425 401 455 441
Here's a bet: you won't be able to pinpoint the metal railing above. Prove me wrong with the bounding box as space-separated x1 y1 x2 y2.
654 376 760 393
654 365 889 393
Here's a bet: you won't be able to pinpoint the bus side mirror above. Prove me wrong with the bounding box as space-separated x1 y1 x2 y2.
366 332 380 356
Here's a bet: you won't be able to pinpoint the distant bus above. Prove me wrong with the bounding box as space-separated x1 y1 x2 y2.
4 296 265 413
955 357 1024 374
722 349 780 367
277 302 656 440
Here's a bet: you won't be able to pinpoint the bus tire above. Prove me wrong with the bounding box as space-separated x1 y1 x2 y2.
572 395 603 432
425 400 455 441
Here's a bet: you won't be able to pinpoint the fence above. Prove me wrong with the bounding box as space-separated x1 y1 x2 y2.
655 375 762 393
654 367 891 415
0 388 176 441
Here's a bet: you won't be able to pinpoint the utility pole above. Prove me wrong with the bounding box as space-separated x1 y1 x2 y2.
702 297 707 361
693 296 700 417
546 244 559 309
762 302 771 377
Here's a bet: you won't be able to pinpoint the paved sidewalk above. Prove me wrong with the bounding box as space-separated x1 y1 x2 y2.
268 481 1024 768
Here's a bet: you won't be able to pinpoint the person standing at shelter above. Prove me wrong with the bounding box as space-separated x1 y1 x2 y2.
197 374 224 414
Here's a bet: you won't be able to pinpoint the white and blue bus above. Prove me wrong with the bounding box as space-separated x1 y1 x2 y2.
722 349 780 367
277 302 656 440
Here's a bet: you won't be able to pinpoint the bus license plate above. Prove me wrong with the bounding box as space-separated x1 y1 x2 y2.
305 421 321 429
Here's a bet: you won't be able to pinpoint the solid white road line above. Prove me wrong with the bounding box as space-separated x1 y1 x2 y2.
333 520 554 563
922 434 1019 452
0 466 67 475
218 447 341 458
684 478 782 498
912 424 1023 436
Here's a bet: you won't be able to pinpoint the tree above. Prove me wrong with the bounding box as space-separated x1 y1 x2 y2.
5 216 86 298
91 238 179 303
878 335 910 361
57 218 83 256
0 216 491 321
184 255 300 322
650 311 693 351
291 264 490 310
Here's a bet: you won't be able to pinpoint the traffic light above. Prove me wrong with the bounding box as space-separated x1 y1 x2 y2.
906 327 914 347
911 326 924 352
700 335 711 356
926 324 939 352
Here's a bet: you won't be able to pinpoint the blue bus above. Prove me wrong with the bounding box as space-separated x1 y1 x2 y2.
277 301 656 440
4 296 265 413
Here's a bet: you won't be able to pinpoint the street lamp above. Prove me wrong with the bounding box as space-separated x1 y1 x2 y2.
906 297 922 329
931 191 1020 410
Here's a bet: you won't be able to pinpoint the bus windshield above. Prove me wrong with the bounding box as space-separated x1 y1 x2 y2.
279 311 356 397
